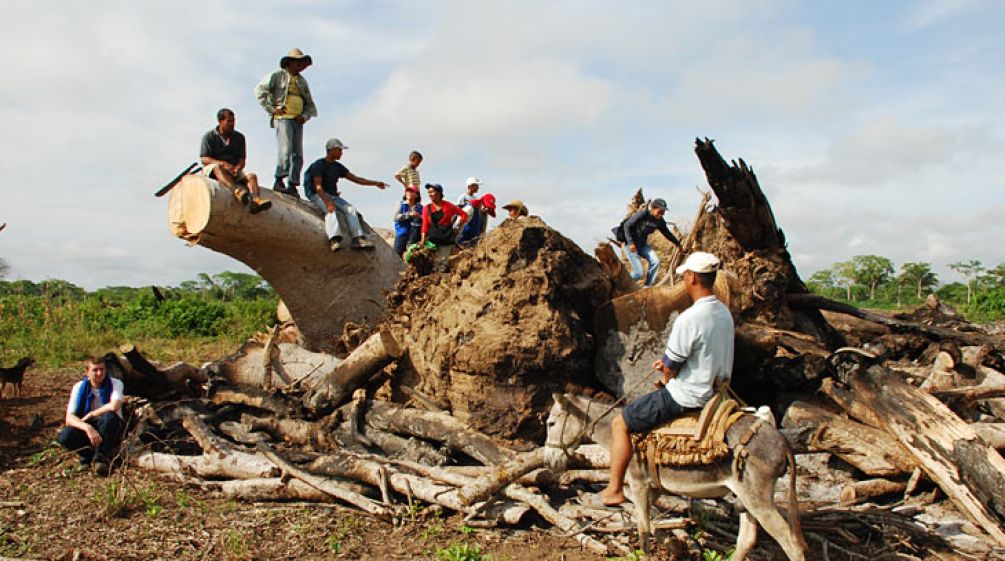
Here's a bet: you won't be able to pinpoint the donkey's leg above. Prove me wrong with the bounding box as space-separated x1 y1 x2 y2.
627 464 653 553
732 511 758 561
735 480 805 561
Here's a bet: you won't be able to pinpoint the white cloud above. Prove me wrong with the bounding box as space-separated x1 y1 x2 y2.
1 1 1003 292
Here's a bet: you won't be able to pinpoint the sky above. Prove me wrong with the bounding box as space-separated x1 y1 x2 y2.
1 0 1003 290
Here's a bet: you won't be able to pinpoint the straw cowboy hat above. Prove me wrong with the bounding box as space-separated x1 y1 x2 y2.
281 48 313 68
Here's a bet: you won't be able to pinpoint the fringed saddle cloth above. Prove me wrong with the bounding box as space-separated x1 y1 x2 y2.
631 391 745 476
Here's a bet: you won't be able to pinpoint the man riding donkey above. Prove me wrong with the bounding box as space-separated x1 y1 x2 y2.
547 251 807 560
599 251 733 507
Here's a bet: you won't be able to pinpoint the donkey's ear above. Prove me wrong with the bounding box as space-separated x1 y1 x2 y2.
551 392 568 407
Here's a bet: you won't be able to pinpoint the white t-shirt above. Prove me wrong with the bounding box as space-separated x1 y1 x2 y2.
663 295 735 408
67 377 125 418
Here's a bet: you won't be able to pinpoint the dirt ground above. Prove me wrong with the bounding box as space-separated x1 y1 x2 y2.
1 369 986 561
1 369 604 561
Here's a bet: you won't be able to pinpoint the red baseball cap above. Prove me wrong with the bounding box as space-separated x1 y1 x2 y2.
480 193 496 217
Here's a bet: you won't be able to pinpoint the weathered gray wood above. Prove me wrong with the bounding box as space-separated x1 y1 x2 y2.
168 174 403 351
359 401 514 465
781 400 915 477
849 365 1005 546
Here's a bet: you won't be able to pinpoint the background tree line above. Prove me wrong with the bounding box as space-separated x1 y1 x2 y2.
806 256 1005 321
0 271 278 367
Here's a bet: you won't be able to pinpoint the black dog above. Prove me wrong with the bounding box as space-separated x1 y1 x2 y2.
0 357 34 398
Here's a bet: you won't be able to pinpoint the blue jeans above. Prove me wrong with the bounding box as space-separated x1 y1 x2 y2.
627 244 661 286
274 119 304 186
310 193 364 240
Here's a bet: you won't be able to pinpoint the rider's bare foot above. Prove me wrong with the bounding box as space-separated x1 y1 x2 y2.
599 490 627 506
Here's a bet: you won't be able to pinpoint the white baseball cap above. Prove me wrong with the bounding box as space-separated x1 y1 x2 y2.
466 177 483 186
675 252 721 274
325 138 349 151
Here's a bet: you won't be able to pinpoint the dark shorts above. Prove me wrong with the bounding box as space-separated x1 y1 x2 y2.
622 388 685 433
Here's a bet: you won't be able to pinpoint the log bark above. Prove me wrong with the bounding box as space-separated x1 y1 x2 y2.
848 364 1005 546
116 344 207 399
360 401 514 465
167 174 403 351
973 423 1005 449
789 292 988 346
839 479 908 505
306 452 529 523
383 457 607 554
594 242 639 298
209 385 303 418
930 385 1005 402
457 448 549 505
133 450 278 480
305 329 403 408
257 443 390 518
818 378 883 429
211 477 362 502
210 341 340 389
781 401 915 477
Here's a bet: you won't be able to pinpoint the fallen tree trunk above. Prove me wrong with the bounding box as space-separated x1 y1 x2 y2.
257 443 391 518
781 401 915 477
211 341 339 389
114 344 207 399
839 479 908 505
973 423 1005 449
457 448 549 505
789 292 989 347
304 329 403 410
848 364 1005 546
360 401 514 465
167 175 403 351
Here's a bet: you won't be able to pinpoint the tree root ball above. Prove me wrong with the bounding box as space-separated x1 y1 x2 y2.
384 216 611 440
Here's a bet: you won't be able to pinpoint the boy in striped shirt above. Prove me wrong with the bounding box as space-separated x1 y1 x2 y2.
395 151 423 191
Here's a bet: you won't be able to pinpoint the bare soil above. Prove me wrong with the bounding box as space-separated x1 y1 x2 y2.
0 369 601 561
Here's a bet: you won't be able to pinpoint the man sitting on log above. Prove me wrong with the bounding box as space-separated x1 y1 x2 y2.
58 357 125 474
304 138 388 252
612 198 681 286
199 108 272 214
597 252 734 507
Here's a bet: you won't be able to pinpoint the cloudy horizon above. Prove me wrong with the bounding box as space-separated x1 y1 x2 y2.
1 0 1003 290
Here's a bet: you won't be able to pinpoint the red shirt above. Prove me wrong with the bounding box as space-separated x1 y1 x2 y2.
421 201 468 234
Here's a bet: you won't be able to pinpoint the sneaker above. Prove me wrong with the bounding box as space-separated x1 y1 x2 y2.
351 237 374 250
249 198 272 214
272 178 287 191
284 184 302 199
329 237 343 252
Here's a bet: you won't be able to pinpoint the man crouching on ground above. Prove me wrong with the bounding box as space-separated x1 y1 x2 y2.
58 357 125 474
598 252 734 506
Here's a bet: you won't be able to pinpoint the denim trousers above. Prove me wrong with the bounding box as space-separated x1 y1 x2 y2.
274 119 304 185
627 244 661 286
310 194 364 240
58 411 125 463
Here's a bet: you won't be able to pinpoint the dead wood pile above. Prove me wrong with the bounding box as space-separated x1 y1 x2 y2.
135 137 1005 557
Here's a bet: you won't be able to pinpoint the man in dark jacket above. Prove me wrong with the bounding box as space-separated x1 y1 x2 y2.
612 198 681 286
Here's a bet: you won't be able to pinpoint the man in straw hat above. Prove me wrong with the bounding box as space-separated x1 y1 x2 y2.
255 48 318 197
593 251 734 507
502 199 529 219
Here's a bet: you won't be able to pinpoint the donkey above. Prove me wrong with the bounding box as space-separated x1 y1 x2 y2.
544 392 807 561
